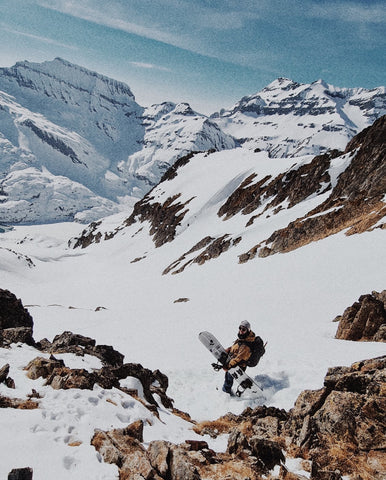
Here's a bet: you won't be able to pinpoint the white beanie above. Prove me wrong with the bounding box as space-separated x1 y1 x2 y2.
239 320 251 330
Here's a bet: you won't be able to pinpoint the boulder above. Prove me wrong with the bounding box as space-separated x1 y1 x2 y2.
284 356 386 479
147 440 171 477
0 327 35 347
0 363 10 383
248 437 285 472
0 289 33 330
24 356 65 380
91 426 159 480
7 468 33 480
335 291 386 341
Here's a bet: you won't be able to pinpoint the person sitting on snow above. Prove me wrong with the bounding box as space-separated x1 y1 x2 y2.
222 320 256 395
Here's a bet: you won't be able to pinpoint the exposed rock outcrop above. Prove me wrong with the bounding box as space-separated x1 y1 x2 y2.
0 289 30 328
0 289 34 347
190 357 386 480
267 116 385 256
163 234 241 275
218 152 336 220
36 330 125 367
22 353 173 410
7 467 33 480
238 116 386 263
335 290 386 341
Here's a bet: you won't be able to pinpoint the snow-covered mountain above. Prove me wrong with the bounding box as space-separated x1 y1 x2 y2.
0 58 234 223
0 59 385 225
212 77 386 158
71 114 386 271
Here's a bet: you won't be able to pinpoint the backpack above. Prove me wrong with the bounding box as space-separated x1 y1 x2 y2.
247 336 265 367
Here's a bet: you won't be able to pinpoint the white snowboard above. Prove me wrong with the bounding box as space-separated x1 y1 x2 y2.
199 331 264 397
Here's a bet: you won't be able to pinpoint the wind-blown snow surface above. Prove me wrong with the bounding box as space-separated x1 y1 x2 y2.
0 149 385 479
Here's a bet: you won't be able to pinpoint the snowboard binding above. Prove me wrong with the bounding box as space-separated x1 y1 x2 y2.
212 362 223 371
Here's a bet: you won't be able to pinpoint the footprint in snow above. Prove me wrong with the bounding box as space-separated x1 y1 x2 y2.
63 456 76 470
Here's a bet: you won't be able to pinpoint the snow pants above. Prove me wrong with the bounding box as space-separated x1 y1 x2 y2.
222 366 246 394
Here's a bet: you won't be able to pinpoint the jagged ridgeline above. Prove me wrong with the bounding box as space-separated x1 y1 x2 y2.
0 58 384 224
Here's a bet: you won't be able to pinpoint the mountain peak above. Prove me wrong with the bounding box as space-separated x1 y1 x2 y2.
263 77 301 91
1 57 136 104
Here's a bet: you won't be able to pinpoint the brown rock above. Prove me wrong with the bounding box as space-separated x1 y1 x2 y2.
249 437 285 472
168 445 201 480
335 291 386 342
0 327 35 347
124 420 144 442
0 363 10 383
239 115 386 260
91 428 157 480
37 331 124 367
147 440 172 477
24 356 65 380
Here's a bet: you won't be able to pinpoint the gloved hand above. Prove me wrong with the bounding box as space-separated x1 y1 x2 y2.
212 363 222 371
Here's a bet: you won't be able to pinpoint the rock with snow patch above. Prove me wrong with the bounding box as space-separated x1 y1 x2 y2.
37 330 124 366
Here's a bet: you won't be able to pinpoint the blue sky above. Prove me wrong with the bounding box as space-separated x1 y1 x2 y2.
0 0 385 114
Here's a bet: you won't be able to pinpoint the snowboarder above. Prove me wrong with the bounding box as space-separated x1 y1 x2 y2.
222 320 256 394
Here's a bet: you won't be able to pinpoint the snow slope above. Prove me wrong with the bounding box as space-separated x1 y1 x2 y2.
0 144 385 478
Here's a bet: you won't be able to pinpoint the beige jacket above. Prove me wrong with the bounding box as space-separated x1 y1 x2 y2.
226 330 255 369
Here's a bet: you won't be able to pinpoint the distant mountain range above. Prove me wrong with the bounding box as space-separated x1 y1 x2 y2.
0 58 384 224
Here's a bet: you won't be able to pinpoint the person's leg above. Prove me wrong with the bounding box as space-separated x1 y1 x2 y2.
222 371 234 394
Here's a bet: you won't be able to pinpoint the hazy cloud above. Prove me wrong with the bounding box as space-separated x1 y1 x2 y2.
307 2 386 24
0 24 78 50
130 61 171 72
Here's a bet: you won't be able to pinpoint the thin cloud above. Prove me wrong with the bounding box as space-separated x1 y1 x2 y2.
308 2 386 24
35 1 262 56
130 61 171 72
36 1 184 47
0 24 78 50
